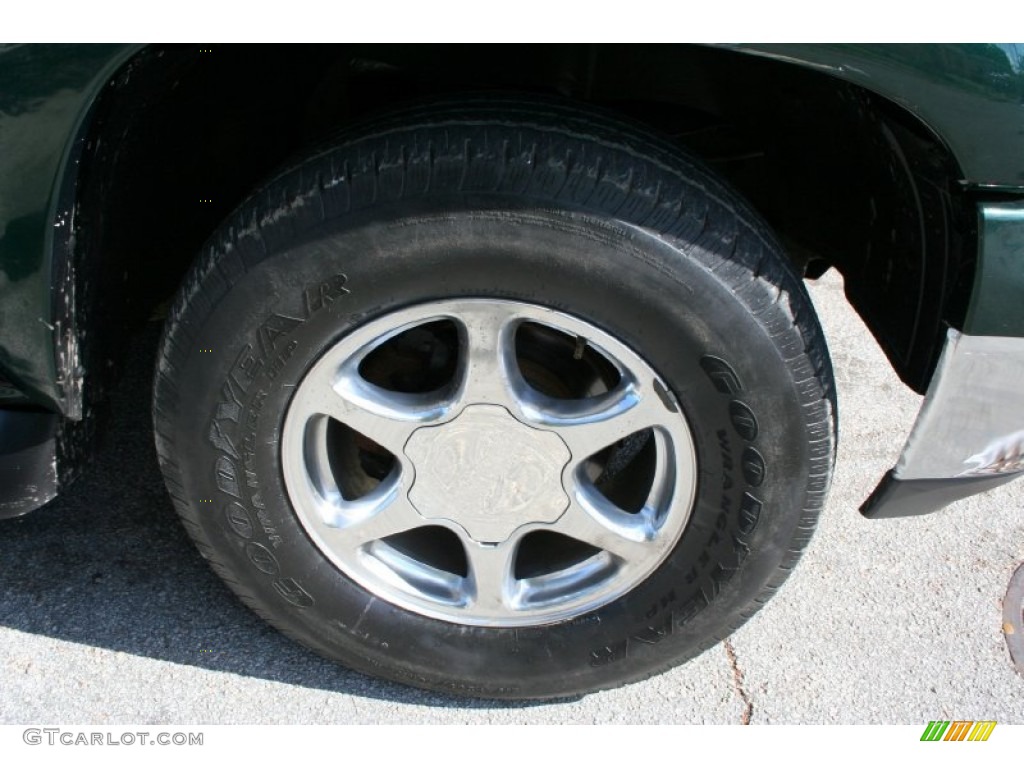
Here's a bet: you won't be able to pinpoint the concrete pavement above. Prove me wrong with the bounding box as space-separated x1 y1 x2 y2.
1 270 1021 724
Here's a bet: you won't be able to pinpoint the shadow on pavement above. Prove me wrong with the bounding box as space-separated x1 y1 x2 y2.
0 323 559 710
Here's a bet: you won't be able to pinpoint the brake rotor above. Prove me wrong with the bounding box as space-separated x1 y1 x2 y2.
1004 562 1024 677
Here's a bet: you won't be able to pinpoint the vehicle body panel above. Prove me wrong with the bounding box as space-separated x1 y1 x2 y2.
3 43 1023 416
729 43 1024 189
0 43 133 412
862 328 1024 518
2 43 1024 520
966 202 1024 335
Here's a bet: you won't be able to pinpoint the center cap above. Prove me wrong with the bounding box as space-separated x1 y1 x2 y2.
404 404 571 543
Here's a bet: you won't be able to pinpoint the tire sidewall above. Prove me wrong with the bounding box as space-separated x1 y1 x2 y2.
174 203 812 698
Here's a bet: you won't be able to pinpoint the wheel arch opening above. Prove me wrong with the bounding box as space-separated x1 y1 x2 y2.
70 43 973 400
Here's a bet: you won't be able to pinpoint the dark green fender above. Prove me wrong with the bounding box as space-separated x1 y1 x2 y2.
2 43 1022 416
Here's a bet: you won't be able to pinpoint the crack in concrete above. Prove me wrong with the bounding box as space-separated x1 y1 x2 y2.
724 639 753 724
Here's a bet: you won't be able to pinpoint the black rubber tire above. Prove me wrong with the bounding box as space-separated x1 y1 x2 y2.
153 99 836 700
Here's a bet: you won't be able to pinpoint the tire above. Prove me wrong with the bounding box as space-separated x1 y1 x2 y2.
153 99 836 699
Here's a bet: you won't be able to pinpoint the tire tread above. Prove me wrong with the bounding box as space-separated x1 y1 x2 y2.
153 97 837 699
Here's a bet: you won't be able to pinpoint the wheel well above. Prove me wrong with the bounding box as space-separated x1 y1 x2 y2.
73 43 973 397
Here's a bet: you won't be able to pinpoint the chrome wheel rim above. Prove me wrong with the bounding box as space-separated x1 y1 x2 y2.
282 299 698 626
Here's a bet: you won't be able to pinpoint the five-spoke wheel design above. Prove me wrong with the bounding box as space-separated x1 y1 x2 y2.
282 299 698 626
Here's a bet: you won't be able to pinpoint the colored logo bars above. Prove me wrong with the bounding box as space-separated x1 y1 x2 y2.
920 721 997 741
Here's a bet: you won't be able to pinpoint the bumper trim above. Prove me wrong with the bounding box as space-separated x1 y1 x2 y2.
896 330 1024 480
861 328 1024 518
0 409 58 519
860 470 1020 519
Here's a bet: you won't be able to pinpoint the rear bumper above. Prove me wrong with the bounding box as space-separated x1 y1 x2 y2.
862 330 1024 518
0 409 58 519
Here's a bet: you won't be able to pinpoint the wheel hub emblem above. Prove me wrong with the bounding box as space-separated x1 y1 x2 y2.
404 404 571 542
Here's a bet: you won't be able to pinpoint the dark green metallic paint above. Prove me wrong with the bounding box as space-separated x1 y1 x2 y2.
0 43 134 410
2 44 1024 418
730 43 1024 188
966 202 1024 335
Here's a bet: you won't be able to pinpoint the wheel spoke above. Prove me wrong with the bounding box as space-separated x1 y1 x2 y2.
326 493 427 546
464 537 519 614
523 381 671 462
289 364 448 457
550 492 655 563
453 303 522 410
513 552 617 611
